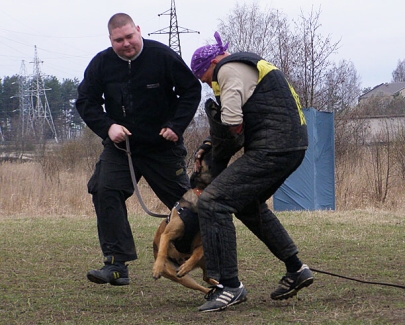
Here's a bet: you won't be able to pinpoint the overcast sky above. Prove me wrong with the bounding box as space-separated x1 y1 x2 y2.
1 0 404 89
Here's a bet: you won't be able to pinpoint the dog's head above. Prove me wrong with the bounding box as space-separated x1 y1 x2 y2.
190 149 213 191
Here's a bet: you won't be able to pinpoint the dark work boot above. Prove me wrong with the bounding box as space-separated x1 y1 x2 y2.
87 256 129 286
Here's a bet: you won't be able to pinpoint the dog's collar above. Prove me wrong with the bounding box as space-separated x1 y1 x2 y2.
167 201 184 223
166 202 181 223
173 201 182 212
193 188 203 196
169 188 202 222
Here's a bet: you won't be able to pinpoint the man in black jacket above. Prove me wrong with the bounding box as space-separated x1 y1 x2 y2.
76 13 201 286
191 32 313 312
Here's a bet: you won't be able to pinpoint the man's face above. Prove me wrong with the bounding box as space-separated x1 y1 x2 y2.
200 64 215 87
109 23 142 59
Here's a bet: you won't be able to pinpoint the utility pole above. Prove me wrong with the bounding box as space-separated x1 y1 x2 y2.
29 46 58 142
10 60 32 147
16 60 32 141
148 0 199 57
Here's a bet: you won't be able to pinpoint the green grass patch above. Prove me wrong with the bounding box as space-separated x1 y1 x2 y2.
0 211 404 324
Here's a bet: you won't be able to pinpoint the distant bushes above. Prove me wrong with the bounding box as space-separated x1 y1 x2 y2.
1 117 405 216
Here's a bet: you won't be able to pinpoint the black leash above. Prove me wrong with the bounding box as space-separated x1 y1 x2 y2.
310 267 405 289
114 137 405 288
114 135 169 218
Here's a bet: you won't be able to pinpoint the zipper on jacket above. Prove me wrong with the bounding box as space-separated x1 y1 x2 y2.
121 92 126 117
121 60 132 118
126 60 132 116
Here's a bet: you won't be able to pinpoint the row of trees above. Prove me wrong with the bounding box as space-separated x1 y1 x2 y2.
0 75 81 144
218 4 361 112
217 4 402 109
1 3 404 148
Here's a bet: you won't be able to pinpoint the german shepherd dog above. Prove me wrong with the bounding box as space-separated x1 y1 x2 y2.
152 150 217 294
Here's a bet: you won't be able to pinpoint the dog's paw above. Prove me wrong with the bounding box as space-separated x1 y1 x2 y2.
152 272 161 280
152 263 164 280
176 263 192 278
152 272 162 280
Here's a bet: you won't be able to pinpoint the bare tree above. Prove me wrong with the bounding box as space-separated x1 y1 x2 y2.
322 60 361 112
217 4 347 111
217 4 299 76
270 11 301 79
392 124 405 181
217 2 279 58
291 7 341 110
367 124 393 204
392 59 405 82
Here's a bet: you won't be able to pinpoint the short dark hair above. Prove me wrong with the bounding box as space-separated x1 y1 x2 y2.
108 13 135 34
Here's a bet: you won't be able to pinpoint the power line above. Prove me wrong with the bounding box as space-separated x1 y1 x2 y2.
13 46 58 142
30 46 58 142
148 0 199 57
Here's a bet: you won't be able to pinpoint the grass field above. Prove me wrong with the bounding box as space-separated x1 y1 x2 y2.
1 210 404 324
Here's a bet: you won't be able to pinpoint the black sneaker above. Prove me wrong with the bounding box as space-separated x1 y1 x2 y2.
198 283 247 312
87 257 129 286
271 264 313 300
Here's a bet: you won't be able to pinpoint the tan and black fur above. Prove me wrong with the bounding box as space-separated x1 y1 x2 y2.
152 151 217 294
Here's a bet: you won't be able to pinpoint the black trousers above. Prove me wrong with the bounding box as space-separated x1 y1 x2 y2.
87 139 190 262
197 149 306 282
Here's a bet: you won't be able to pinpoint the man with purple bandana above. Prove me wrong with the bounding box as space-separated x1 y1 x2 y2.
191 32 314 312
191 32 229 79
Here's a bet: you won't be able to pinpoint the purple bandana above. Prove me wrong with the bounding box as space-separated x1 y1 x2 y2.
190 32 229 79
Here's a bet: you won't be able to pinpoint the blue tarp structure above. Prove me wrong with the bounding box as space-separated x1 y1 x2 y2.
273 108 335 211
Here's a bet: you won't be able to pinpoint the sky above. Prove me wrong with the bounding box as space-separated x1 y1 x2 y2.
1 0 404 90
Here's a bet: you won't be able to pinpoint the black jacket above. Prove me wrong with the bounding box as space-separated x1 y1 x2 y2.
212 52 308 152
76 39 201 151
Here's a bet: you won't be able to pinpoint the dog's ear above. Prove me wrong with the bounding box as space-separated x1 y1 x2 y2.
190 149 214 190
202 149 230 179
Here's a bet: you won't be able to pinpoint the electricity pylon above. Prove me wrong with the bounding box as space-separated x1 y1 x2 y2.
148 0 199 57
16 60 32 141
28 46 58 142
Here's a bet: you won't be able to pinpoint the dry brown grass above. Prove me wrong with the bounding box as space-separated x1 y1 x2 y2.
0 159 170 217
1 136 405 217
335 146 405 211
0 125 405 216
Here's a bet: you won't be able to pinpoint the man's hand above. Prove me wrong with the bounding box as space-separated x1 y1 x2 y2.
159 128 178 142
194 142 212 172
108 124 132 143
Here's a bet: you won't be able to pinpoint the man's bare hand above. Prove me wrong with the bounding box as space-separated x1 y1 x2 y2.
194 148 205 172
108 124 132 143
194 141 212 172
159 128 178 142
